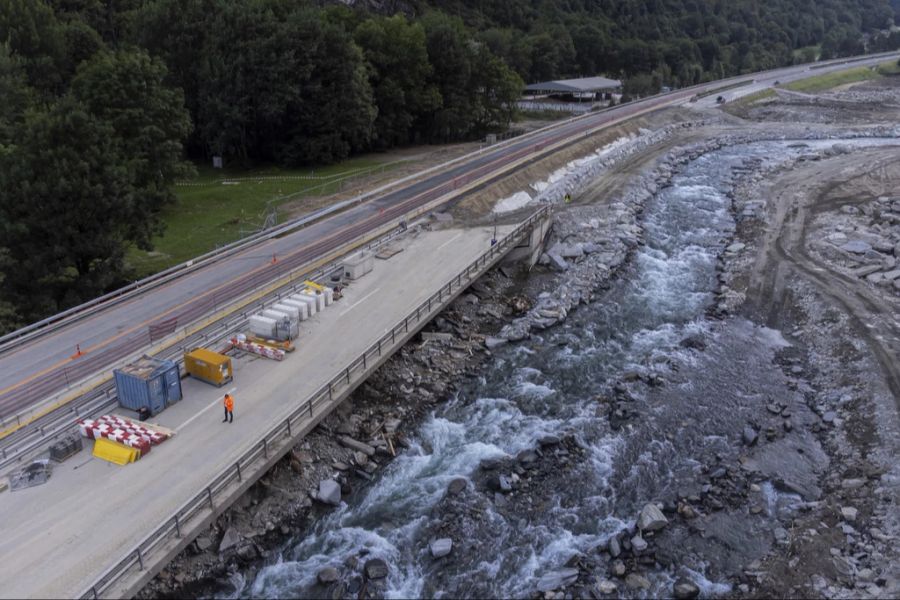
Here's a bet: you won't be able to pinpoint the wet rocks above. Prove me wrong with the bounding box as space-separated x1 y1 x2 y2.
607 536 622 558
624 573 651 590
430 538 453 558
630 534 648 553
447 477 467 496
637 503 668 532
317 566 340 584
364 558 389 580
673 578 701 599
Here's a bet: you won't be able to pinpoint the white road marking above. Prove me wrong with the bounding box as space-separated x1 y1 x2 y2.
437 232 463 250
340 288 381 316
179 386 237 431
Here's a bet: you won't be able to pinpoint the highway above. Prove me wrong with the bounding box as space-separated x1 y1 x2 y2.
1 52 897 425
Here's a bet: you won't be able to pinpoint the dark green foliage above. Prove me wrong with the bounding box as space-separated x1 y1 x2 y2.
431 0 895 85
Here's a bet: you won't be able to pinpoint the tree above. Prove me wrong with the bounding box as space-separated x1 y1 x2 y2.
0 44 32 148
469 46 523 134
0 0 68 98
354 15 440 148
0 99 135 319
71 49 193 248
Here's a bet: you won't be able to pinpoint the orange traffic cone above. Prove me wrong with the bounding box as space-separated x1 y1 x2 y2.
71 344 84 359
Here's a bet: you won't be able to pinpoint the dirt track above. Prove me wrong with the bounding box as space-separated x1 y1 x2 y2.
747 148 900 404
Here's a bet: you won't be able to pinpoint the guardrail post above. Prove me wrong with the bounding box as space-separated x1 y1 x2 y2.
345 368 351 384
328 382 333 400
206 487 213 509
362 353 367 370
308 399 313 417
175 514 182 537
263 438 268 458
137 548 144 570
377 340 382 356
236 462 242 481
286 418 292 437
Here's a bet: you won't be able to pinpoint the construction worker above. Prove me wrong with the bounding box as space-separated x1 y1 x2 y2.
223 393 234 423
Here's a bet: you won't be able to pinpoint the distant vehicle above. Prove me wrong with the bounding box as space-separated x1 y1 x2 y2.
716 95 726 104
773 80 781 85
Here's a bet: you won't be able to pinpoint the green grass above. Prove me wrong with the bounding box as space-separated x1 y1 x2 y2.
127 157 395 277
721 88 776 115
783 66 882 93
876 60 900 76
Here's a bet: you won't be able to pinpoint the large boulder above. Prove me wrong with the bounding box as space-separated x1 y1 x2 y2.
637 503 669 532
317 479 342 506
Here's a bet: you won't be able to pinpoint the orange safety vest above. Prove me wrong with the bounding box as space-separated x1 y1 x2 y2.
224 394 234 411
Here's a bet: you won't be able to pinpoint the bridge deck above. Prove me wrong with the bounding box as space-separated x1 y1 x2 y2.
0 224 513 599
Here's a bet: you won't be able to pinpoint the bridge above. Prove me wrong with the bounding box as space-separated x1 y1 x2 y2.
0 51 897 599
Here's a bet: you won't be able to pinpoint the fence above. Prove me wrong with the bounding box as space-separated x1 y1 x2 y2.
80 206 549 599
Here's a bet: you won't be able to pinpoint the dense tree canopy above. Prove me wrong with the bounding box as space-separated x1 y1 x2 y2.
0 0 896 331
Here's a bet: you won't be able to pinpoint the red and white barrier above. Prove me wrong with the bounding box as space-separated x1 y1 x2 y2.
230 337 285 361
77 414 171 457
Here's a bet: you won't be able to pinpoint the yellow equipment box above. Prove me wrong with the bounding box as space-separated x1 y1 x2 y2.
184 348 233 387
93 438 139 465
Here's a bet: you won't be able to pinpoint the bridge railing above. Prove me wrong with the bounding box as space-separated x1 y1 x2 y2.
82 206 550 599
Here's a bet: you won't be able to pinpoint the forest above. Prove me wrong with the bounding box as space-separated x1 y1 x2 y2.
0 0 897 332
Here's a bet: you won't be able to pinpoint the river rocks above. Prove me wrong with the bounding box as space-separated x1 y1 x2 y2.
840 506 858 521
607 536 622 558
842 240 872 254
488 473 514 493
316 479 342 506
430 538 453 558
338 436 375 457
610 559 626 577
364 558 389 580
484 336 508 349
743 425 759 446
595 579 617 595
624 573 651 590
673 578 701 599
637 503 668 531
630 534 648 553
536 568 579 592
218 527 242 554
447 477 468 496
317 567 340 584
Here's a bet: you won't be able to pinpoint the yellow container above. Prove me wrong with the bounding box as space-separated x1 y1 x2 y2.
184 348 233 387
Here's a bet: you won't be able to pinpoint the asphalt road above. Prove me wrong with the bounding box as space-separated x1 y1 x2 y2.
1 53 897 419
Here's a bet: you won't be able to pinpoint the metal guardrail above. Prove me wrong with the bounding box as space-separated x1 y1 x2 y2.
81 206 550 600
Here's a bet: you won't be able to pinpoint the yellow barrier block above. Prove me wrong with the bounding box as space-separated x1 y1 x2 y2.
92 438 139 466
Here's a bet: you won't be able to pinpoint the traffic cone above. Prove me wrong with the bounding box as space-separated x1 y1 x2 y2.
271 253 277 264
71 344 84 359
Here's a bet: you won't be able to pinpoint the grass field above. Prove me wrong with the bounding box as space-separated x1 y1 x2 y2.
127 157 397 277
783 65 882 93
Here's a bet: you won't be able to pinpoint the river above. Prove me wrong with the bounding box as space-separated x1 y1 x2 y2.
229 138 891 599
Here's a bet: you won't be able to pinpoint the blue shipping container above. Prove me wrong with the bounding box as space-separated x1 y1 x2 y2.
114 356 182 416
